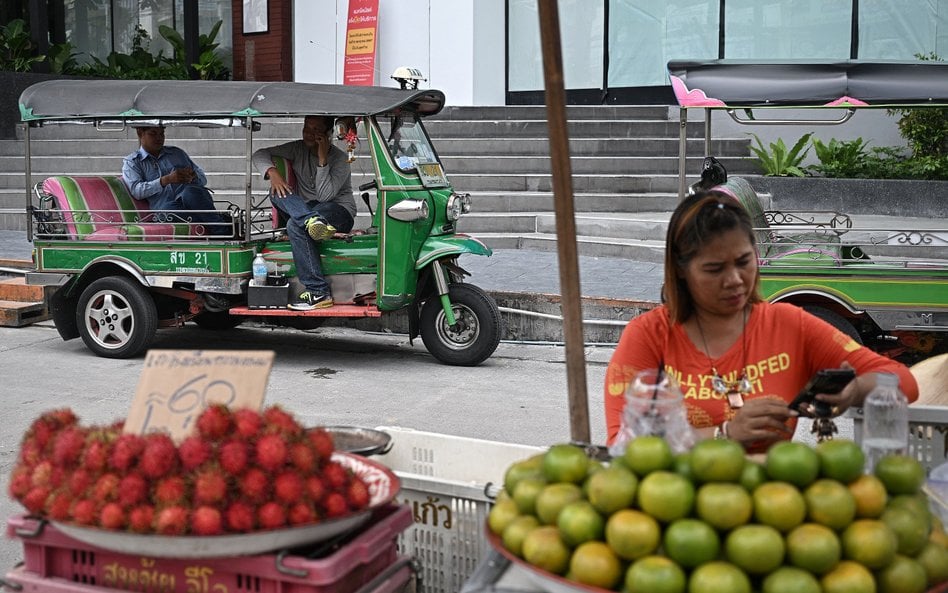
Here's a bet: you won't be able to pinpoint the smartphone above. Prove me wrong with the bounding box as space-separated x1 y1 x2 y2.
789 368 856 416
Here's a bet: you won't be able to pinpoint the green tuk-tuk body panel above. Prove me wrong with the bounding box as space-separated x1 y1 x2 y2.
760 268 948 310
416 235 492 269
33 241 251 276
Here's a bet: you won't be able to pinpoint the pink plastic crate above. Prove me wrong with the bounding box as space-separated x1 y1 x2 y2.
5 504 412 593
3 559 413 593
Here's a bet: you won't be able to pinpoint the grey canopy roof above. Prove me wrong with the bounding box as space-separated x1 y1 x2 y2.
667 60 948 109
19 79 446 123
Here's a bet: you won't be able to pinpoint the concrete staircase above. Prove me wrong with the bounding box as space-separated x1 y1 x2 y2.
0 105 755 262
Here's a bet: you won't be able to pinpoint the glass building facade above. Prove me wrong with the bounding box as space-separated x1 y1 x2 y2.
507 0 948 104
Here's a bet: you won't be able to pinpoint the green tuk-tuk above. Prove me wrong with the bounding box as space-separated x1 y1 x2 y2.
19 79 502 365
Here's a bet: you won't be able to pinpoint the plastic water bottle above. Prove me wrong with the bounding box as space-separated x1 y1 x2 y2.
252 252 267 286
861 372 908 473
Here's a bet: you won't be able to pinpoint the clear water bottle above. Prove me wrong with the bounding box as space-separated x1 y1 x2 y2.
252 252 268 286
861 372 908 473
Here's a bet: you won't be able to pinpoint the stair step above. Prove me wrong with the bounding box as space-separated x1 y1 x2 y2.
0 299 48 327
0 276 45 301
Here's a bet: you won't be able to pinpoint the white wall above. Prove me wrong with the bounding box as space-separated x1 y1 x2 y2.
292 0 508 105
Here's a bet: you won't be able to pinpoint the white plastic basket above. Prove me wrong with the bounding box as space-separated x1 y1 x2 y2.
849 404 948 472
374 426 544 593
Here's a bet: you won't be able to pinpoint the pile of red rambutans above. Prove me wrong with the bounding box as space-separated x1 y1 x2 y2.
7 405 371 536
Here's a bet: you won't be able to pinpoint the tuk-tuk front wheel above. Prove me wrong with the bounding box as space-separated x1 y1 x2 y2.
420 283 502 366
76 276 158 359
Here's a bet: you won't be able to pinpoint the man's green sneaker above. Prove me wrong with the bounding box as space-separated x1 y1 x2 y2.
306 217 336 241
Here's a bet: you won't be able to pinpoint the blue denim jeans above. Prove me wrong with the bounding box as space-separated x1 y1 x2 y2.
157 185 230 236
270 193 354 296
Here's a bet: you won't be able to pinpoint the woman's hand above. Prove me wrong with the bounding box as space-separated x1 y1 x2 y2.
727 397 797 446
267 168 292 198
813 361 862 416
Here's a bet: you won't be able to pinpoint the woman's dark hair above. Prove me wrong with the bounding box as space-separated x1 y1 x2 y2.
663 189 762 322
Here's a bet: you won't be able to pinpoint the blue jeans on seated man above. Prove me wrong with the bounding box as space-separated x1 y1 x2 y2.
270 192 354 297
155 185 231 236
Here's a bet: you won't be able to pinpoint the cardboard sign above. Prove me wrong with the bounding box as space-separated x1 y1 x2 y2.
124 350 275 441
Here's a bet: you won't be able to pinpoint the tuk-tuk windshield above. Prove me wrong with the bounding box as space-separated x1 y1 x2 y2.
378 114 438 172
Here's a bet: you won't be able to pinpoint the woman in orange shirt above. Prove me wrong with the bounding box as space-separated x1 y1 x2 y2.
604 190 918 452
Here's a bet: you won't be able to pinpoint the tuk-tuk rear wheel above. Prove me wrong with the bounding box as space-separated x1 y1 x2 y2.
420 283 502 366
76 276 158 359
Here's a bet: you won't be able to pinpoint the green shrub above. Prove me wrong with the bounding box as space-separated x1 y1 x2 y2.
0 19 44 72
808 137 870 178
748 132 812 176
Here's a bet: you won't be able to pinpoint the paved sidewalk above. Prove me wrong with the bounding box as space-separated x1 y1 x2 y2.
0 230 665 302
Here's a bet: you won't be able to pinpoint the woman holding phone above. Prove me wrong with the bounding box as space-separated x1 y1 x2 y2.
604 190 918 452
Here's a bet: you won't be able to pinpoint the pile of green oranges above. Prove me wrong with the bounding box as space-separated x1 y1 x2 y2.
488 436 948 593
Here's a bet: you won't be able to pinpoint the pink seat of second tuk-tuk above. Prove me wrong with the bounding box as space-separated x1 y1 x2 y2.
38 176 204 241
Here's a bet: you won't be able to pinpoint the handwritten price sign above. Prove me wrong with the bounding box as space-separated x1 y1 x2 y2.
125 350 275 441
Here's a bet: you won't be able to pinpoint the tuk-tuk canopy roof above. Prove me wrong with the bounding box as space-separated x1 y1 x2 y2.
667 60 948 109
19 79 446 123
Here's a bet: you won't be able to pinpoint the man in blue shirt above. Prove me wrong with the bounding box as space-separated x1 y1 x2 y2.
122 126 230 236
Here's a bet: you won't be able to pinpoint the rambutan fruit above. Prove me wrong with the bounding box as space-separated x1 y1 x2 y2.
155 506 188 535
139 433 178 479
238 468 270 503
28 409 78 450
117 473 149 508
191 506 224 535
263 405 303 437
128 505 155 533
81 438 111 473
254 434 288 471
91 473 121 502
232 408 262 439
153 476 189 506
30 460 54 488
346 479 370 511
8 466 33 499
288 502 317 525
306 428 335 462
218 440 249 475
196 404 233 442
178 436 212 471
322 492 349 518
193 467 229 505
71 499 98 525
257 502 287 530
304 476 327 504
67 469 93 497
289 441 317 473
224 501 256 533
99 502 126 530
109 433 145 472
322 461 349 490
17 439 44 466
52 426 86 468
46 490 74 521
21 486 51 515
273 471 304 504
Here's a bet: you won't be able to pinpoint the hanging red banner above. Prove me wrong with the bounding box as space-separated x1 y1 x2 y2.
343 0 380 86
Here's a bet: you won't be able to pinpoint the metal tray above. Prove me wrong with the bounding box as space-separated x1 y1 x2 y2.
326 426 393 456
51 452 400 558
485 525 603 593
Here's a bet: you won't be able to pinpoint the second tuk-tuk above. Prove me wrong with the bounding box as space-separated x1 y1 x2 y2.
668 60 948 362
19 80 502 366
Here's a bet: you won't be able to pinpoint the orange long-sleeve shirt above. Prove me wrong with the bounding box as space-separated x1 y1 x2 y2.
605 302 918 447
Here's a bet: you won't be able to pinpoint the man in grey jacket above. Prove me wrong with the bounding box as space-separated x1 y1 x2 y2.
253 115 355 310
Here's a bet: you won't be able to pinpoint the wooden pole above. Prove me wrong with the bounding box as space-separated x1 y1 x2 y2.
536 0 590 444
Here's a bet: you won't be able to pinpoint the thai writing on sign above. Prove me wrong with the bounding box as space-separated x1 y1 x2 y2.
343 0 379 85
124 349 274 441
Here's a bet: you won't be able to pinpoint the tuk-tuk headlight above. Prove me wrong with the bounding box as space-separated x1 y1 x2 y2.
387 199 429 222
446 192 471 221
